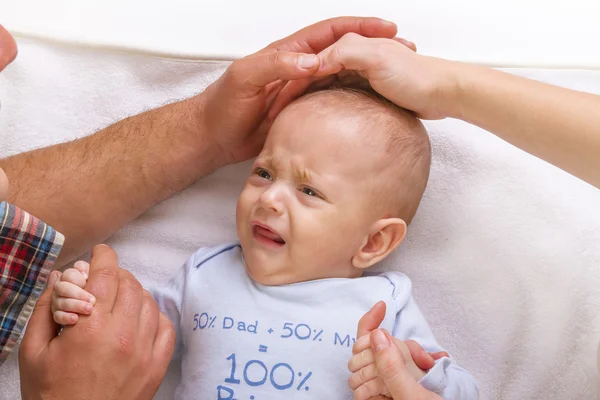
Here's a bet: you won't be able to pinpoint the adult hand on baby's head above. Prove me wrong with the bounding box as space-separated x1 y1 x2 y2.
19 245 175 400
199 17 399 169
271 33 457 121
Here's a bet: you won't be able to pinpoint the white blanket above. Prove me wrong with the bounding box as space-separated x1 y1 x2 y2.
0 38 599 400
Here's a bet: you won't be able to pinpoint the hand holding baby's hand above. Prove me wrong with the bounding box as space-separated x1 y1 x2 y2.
349 334 427 399
349 302 445 400
51 260 96 325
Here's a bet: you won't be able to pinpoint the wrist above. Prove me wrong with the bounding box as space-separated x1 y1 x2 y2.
178 94 225 175
427 58 466 120
442 60 486 121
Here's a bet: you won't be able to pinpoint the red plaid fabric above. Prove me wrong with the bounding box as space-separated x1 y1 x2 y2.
0 202 63 365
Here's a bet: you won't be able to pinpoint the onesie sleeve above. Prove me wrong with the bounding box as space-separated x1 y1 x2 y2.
148 246 216 360
388 275 479 400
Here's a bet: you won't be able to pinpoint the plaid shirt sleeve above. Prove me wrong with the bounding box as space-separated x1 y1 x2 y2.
0 202 64 365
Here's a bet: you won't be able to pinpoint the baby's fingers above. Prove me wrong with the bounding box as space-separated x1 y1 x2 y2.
60 267 88 287
72 260 90 280
54 281 96 304
348 348 375 372
53 296 94 315
352 333 371 355
53 310 80 325
348 363 378 390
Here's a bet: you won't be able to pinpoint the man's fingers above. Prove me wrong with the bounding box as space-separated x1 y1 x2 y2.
85 245 120 313
0 25 17 72
139 290 159 348
357 301 386 338
153 312 176 372
404 339 435 370
19 271 60 360
269 16 398 53
112 269 144 322
228 51 320 91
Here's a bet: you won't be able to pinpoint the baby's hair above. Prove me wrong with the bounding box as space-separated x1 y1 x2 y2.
289 86 431 224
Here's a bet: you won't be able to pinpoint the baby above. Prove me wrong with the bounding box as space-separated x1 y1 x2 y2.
51 87 478 399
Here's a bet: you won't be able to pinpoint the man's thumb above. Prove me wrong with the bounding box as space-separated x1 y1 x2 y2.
233 50 319 89
19 271 60 358
357 301 386 338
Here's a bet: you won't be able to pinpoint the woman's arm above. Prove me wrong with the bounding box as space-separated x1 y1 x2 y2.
449 63 600 188
309 34 600 189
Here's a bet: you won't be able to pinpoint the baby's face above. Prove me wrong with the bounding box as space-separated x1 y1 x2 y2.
236 104 386 285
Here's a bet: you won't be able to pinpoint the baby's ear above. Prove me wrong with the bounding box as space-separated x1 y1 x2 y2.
352 218 407 269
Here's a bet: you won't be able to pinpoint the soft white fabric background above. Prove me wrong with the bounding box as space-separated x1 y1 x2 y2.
2 0 600 67
0 38 599 399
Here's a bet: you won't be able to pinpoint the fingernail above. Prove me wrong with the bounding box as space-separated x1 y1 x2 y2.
89 295 96 305
48 271 59 287
372 329 391 352
298 54 318 69
424 351 435 363
85 303 93 313
383 20 397 28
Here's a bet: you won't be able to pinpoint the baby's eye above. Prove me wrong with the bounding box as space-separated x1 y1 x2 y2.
255 168 273 181
301 187 318 197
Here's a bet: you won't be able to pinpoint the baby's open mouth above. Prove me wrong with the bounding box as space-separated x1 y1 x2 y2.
252 225 286 246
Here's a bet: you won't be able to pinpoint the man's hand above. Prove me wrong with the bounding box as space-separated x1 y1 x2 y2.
199 17 399 168
19 245 175 400
0 25 17 72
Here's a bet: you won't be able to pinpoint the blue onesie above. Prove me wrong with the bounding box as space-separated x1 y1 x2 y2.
151 243 478 400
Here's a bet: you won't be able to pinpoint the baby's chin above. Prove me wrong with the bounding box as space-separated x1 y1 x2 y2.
244 264 295 286
241 250 298 286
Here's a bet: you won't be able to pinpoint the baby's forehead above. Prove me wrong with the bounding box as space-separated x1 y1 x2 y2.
285 92 390 132
277 106 387 156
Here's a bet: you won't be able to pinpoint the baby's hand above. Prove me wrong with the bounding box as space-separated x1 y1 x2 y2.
348 333 427 400
51 260 96 325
